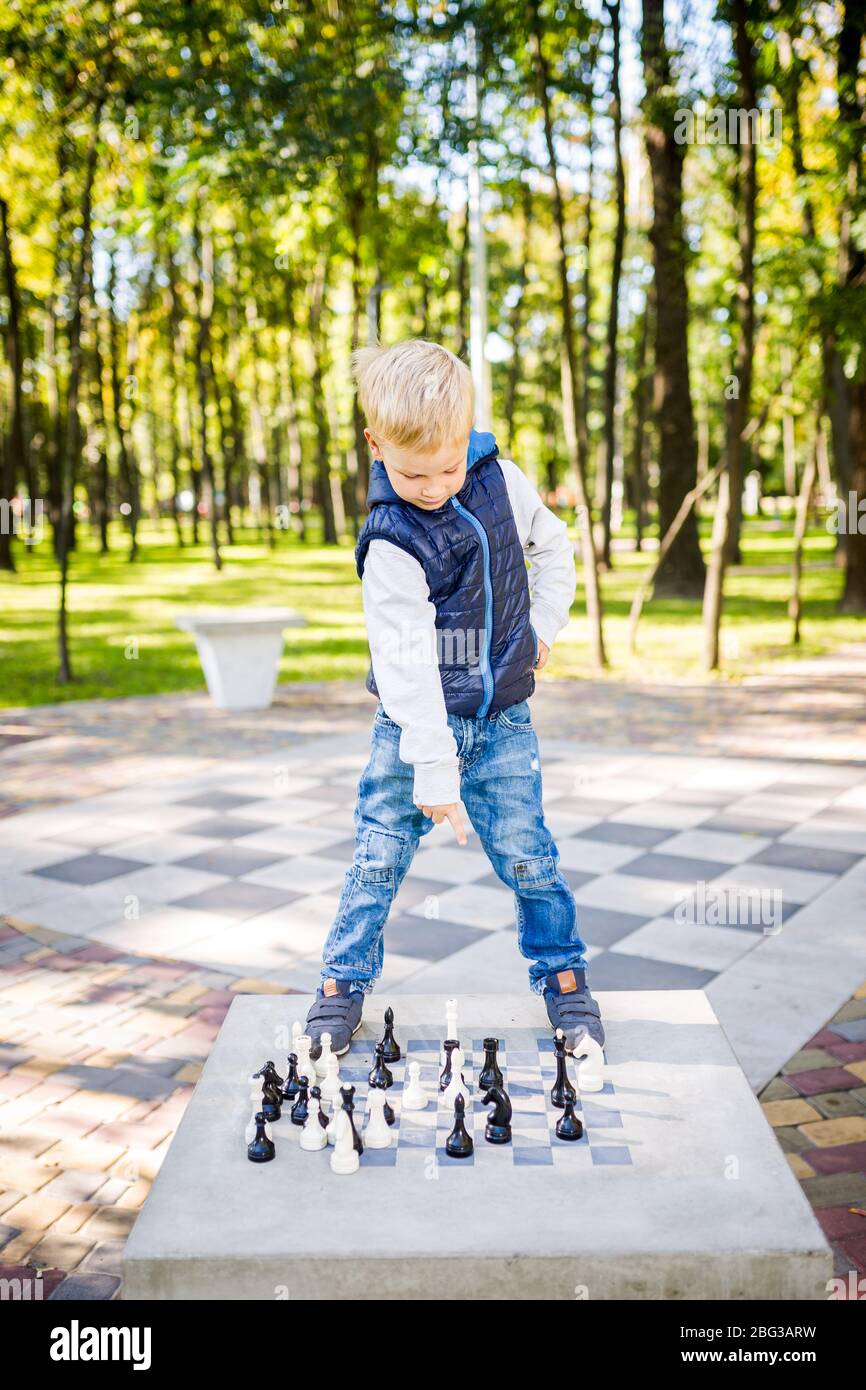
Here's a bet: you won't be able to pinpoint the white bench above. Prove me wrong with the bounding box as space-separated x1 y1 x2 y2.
175 608 305 711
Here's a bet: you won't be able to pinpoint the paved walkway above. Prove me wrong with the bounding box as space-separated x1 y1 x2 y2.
2 650 865 1297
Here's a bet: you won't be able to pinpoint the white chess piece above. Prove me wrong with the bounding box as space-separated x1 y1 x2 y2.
441 998 458 1064
295 1035 313 1089
315 1031 336 1079
330 1107 359 1174
291 1019 303 1049
401 1060 429 1112
300 1091 328 1151
442 1070 470 1110
325 1089 343 1144
573 1033 604 1092
364 1088 392 1149
320 1054 341 1107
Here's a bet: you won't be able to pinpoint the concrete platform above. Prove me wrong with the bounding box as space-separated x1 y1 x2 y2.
122 991 832 1300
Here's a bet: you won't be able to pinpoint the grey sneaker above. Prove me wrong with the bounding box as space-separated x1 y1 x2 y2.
543 968 605 1052
305 979 364 1060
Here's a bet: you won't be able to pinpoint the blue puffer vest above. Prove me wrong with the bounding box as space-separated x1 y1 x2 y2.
355 428 538 718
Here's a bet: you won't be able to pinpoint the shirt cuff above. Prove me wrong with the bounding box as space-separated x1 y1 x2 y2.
413 761 461 808
530 600 565 652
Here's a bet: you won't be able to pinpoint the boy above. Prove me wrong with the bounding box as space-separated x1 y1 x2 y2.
304 339 604 1060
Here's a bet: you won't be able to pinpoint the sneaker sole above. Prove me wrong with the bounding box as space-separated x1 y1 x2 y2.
331 1019 363 1058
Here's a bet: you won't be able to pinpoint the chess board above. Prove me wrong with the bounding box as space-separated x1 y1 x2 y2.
322 1031 628 1171
123 993 830 1301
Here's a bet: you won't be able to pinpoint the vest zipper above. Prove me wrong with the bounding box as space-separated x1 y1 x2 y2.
450 496 494 718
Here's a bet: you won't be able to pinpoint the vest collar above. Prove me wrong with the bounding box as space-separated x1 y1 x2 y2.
366 428 498 509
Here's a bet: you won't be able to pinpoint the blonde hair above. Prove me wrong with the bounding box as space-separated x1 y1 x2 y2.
351 339 474 453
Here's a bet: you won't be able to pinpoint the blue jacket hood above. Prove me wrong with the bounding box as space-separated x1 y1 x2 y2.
365 428 498 508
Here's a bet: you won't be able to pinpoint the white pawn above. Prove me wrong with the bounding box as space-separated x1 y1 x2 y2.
315 1031 336 1080
364 1088 392 1149
320 1054 341 1108
441 998 458 1064
295 1035 313 1088
300 1091 328 1151
325 1090 343 1145
442 1070 470 1111
330 1107 359 1174
402 1060 429 1111
573 1033 604 1092
291 1019 303 1050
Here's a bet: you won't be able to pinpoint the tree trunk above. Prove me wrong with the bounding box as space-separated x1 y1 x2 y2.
0 197 25 571
309 256 338 545
192 201 222 570
837 1 866 612
528 0 606 667
108 251 140 560
640 0 705 597
504 178 532 456
600 0 626 568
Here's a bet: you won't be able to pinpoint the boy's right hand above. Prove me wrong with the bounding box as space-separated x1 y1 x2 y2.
416 801 468 845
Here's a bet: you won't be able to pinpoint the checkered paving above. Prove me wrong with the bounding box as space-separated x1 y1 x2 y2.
276 1029 629 1171
3 743 865 1000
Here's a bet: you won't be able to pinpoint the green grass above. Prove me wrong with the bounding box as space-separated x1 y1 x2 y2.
0 513 863 708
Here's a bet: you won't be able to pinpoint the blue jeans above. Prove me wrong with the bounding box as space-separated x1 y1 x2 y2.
319 698 587 995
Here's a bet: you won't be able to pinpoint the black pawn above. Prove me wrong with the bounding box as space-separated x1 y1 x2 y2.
310 1086 329 1130
291 1074 310 1126
439 1039 458 1092
550 1030 576 1109
247 1116 275 1163
555 1095 584 1142
281 1053 301 1103
340 1085 364 1155
478 1037 504 1092
368 1041 393 1089
445 1093 474 1158
380 1006 401 1063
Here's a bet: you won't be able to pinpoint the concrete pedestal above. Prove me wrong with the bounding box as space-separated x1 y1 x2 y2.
175 608 304 711
122 991 831 1301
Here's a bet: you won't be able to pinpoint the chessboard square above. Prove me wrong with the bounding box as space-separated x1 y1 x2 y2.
609 802 718 830
513 1148 554 1166
778 821 866 854
610 917 759 972
573 872 694 918
509 1108 548 1125
240 824 353 856
748 842 860 876
651 828 773 865
701 814 794 839
581 951 717 990
241 855 347 894
556 837 643 874
575 821 672 849
177 790 261 811
108 832 224 865
171 880 297 919
176 845 285 876
407 883 514 931
407 847 492 885
385 915 489 962
360 1147 397 1167
590 1146 633 1165
231 799 327 827
581 1105 622 1128
33 852 149 885
709 863 836 905
619 851 730 882
181 816 273 840
576 905 650 948
504 1050 537 1066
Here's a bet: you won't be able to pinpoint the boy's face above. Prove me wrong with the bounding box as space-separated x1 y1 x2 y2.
365 430 469 511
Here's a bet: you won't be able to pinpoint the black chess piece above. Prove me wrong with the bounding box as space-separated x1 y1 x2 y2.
247 1115 275 1163
380 1006 401 1063
550 1030 577 1109
478 1037 504 1092
367 1041 393 1089
340 1085 364 1155
280 1053 301 1103
262 1059 284 1095
445 1093 474 1158
291 1075 310 1126
439 1038 459 1092
310 1086 329 1130
481 1084 512 1145
371 1078 396 1126
253 1068 281 1123
555 1095 584 1142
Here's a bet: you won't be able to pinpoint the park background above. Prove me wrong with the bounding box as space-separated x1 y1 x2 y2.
0 0 865 1304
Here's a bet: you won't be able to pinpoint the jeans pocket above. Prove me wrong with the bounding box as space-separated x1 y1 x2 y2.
374 704 401 735
353 826 407 891
496 699 533 732
514 852 557 888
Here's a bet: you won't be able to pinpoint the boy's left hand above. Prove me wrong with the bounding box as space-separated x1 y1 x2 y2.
534 638 550 671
